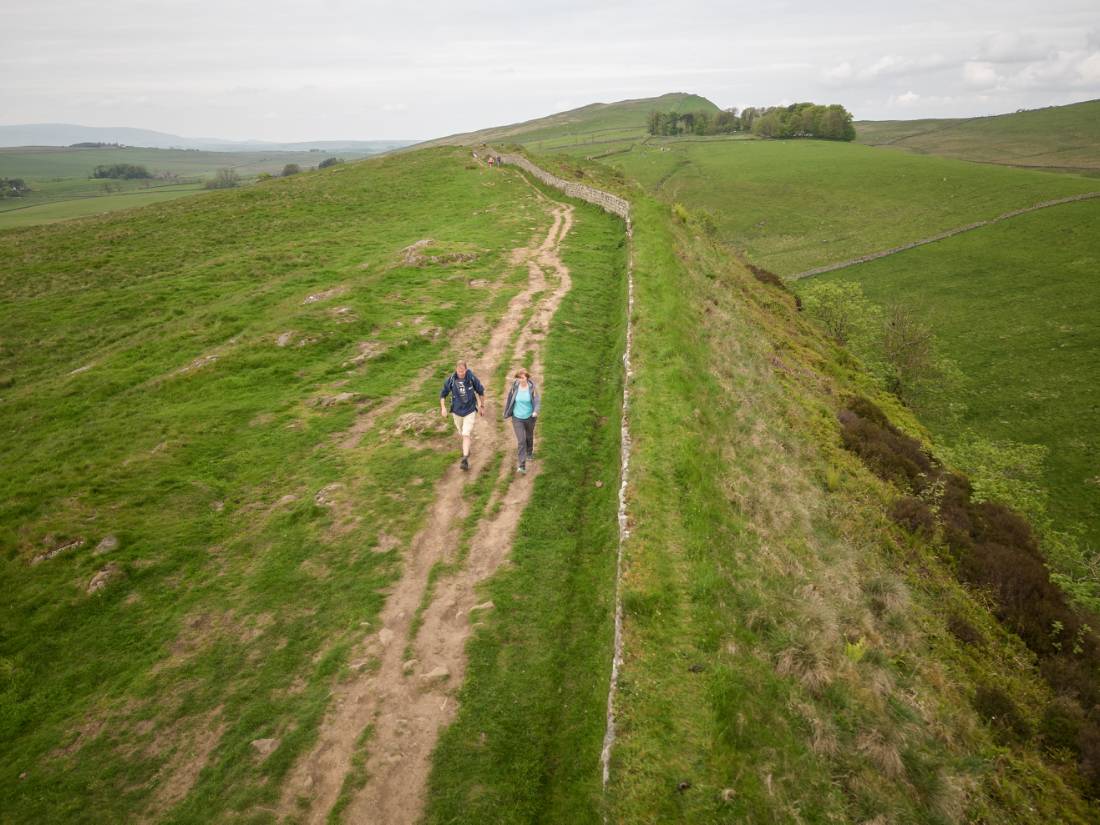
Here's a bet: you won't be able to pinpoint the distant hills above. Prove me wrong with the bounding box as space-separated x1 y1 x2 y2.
0 123 415 154
856 98 1100 172
414 92 719 150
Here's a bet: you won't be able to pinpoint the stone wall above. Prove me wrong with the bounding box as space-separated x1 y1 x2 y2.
498 153 631 221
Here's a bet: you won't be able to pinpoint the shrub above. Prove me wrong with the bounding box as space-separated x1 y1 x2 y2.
282 163 301 177
204 168 240 189
0 178 30 197
1041 696 1085 752
318 157 342 169
946 614 982 646
973 685 1030 739
889 496 934 535
838 395 1100 793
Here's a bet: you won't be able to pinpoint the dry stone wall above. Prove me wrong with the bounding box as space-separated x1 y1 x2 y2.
499 153 631 221
791 190 1100 280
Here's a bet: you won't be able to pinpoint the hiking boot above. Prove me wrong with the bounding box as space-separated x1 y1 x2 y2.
517 464 526 474
460 456 469 471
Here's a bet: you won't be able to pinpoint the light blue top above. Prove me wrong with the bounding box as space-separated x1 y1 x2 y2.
513 386 533 420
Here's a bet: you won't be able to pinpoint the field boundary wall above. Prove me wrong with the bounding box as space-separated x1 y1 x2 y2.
791 190 1100 280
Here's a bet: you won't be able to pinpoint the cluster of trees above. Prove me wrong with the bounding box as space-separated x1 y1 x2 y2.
0 178 30 198
800 281 947 401
204 168 240 189
647 102 855 141
91 163 151 179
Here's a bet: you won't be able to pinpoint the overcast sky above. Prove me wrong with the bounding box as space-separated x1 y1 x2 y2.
3 0 1098 141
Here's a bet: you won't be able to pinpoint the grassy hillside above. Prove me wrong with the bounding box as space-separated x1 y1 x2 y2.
604 138 1097 275
416 92 718 154
804 198 1100 587
0 145 356 230
0 146 625 821
856 99 1100 173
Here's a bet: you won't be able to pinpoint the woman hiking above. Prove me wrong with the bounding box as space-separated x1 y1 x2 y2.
503 368 539 474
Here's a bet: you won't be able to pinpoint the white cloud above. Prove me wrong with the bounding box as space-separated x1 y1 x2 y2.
978 32 1048 63
890 90 921 106
963 61 1001 88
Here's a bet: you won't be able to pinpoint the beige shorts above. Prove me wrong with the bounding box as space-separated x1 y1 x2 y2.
452 411 477 436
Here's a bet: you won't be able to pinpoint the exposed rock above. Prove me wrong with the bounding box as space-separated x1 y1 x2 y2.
302 286 345 305
211 500 225 512
31 537 85 565
400 238 433 265
344 340 385 367
87 564 119 594
393 411 448 437
720 788 736 802
250 738 280 758
328 306 356 322
468 279 489 288
314 483 345 507
176 354 218 375
402 659 418 675
421 665 450 683
377 627 395 647
93 534 119 556
69 364 93 376
275 331 295 347
314 391 363 407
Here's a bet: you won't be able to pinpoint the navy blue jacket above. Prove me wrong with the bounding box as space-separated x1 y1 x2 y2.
441 370 485 416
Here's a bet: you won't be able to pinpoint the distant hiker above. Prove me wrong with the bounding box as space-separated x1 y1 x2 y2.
503 368 539 474
440 360 485 471
487 155 495 167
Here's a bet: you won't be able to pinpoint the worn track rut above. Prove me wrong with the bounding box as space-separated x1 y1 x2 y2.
278 193 575 825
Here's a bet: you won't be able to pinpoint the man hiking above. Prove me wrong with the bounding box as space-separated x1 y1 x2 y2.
440 360 485 470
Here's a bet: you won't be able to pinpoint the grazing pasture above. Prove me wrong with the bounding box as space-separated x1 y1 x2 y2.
605 138 1098 275
804 197 1100 586
857 98 1100 173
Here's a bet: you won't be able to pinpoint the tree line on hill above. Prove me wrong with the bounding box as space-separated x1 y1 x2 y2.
648 102 856 141
91 163 152 179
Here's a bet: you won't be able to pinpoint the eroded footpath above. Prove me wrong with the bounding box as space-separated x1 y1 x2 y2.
279 196 576 825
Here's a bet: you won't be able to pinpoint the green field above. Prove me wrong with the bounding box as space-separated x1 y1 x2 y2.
603 139 1098 275
0 184 205 229
805 198 1100 578
857 98 1100 173
0 145 357 229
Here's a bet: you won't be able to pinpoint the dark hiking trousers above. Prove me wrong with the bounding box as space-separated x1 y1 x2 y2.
511 416 536 468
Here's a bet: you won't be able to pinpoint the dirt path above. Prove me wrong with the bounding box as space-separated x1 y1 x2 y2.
788 190 1100 280
278 195 575 825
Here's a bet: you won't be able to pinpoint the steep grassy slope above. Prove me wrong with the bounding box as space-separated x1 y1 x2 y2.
805 198 1100 589
416 92 718 154
604 138 1097 275
856 99 1100 173
0 147 564 822
605 178 1098 822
